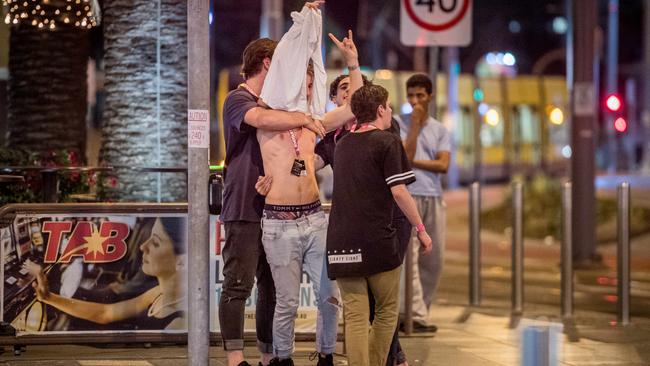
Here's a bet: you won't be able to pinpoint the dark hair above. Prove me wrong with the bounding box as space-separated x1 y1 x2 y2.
307 60 314 78
351 84 389 124
241 38 278 80
406 73 433 95
158 217 187 255
329 74 371 100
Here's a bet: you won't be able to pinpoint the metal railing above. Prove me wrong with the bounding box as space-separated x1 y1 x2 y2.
463 180 634 334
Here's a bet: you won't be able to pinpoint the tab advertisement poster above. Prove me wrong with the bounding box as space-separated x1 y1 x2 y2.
1 214 319 335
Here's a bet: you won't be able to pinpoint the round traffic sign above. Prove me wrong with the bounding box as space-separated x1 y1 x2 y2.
403 0 471 31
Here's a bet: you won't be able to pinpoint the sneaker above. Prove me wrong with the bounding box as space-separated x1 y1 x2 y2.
316 353 334 366
399 321 438 333
269 357 295 366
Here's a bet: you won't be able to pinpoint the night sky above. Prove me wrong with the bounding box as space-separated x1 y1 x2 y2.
211 0 644 77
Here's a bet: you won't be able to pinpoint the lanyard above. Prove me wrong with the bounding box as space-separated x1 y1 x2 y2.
352 123 377 133
333 127 343 145
333 120 357 144
288 129 301 157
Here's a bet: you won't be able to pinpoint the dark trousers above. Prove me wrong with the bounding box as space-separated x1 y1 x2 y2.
219 221 276 353
369 215 411 365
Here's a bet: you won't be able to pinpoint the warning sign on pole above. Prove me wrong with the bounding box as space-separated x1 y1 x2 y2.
401 0 472 46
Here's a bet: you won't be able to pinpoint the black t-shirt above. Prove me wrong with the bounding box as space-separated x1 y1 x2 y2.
316 119 406 220
315 128 349 169
326 129 415 278
221 86 265 222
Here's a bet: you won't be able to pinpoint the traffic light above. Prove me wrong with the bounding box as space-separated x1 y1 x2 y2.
603 93 627 134
605 94 622 112
614 117 628 133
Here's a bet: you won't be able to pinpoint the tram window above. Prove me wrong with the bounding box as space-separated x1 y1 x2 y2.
480 106 504 147
513 105 540 143
453 108 474 145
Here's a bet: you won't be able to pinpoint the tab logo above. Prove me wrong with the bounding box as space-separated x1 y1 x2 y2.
42 221 130 264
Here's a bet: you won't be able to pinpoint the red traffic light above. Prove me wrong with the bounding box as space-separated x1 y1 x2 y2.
614 117 627 133
605 94 622 112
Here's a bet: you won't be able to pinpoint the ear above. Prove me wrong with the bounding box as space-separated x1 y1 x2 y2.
176 254 187 269
263 57 272 70
377 104 387 118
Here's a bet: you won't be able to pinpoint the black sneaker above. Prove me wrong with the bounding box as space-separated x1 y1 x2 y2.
269 357 295 366
316 353 334 366
399 321 438 333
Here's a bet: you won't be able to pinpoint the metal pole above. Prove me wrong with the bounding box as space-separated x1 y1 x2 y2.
261 0 284 40
428 46 439 118
617 182 631 325
404 239 414 335
511 182 524 316
561 182 573 318
445 47 460 189
642 0 650 173
605 0 619 172
469 182 481 307
187 1 210 365
571 0 598 265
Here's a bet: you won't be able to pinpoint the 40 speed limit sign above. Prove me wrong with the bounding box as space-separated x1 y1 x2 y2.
400 0 472 46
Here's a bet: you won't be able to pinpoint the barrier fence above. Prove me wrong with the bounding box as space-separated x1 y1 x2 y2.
461 180 635 340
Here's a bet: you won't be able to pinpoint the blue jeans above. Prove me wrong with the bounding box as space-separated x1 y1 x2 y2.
261 210 340 359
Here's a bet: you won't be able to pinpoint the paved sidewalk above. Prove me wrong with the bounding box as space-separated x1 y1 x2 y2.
1 305 648 365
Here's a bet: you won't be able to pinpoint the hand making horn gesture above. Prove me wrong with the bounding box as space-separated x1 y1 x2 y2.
328 30 359 67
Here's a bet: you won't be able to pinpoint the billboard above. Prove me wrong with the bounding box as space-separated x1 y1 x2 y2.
1 213 320 335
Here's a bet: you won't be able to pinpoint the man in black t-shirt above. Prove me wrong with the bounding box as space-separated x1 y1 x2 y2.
327 84 432 366
220 37 325 366
314 75 411 366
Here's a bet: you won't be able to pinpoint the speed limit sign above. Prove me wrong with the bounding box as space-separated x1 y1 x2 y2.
400 0 472 46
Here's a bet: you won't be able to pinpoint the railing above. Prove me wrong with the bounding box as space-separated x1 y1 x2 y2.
456 180 635 340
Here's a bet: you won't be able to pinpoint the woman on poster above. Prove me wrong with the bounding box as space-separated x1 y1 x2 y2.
24 217 187 330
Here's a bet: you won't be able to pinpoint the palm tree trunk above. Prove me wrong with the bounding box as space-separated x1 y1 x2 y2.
7 26 89 159
100 0 187 202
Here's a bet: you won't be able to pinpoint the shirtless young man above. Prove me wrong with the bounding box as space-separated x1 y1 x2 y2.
255 31 361 366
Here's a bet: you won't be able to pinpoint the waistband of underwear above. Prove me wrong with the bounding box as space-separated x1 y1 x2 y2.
263 200 322 220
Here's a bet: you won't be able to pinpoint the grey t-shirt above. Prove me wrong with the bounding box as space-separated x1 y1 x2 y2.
221 86 265 222
394 114 451 197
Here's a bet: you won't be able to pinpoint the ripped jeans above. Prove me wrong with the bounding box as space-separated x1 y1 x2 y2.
262 208 340 359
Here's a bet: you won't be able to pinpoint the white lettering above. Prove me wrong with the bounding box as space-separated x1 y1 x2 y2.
328 254 362 264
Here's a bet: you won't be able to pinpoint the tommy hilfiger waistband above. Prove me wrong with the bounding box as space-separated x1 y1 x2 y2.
263 200 322 220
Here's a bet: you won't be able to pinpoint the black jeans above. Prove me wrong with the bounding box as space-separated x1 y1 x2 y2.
369 215 411 365
219 221 276 353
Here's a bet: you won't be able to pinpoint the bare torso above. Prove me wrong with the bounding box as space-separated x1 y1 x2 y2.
257 127 320 205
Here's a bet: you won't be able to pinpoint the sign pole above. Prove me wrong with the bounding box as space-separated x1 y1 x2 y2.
571 0 598 265
187 0 210 365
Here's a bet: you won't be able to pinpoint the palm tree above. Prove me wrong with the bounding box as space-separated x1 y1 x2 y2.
100 0 187 202
7 26 89 159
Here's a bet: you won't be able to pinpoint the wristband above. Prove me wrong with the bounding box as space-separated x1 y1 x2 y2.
415 223 425 233
347 64 359 71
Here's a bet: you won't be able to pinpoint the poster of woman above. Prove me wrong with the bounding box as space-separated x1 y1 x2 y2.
3 214 187 333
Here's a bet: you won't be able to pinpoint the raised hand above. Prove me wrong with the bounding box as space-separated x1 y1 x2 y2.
305 1 325 10
328 30 359 66
411 103 428 127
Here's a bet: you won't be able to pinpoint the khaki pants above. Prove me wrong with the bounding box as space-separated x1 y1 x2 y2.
338 266 401 366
